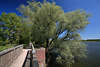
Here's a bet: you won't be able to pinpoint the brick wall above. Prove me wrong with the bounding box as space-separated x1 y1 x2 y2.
36 48 45 67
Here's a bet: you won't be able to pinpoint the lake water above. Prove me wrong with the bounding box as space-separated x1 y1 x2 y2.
72 41 100 67
49 41 100 67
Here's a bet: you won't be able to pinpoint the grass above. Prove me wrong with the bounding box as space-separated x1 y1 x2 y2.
0 45 13 52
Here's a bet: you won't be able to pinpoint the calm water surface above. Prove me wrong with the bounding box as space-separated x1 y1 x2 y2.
72 41 100 67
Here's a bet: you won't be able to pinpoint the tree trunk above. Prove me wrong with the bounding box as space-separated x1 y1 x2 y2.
45 39 49 67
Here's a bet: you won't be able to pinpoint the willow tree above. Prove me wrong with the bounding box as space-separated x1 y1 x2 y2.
18 1 90 67
19 18 33 44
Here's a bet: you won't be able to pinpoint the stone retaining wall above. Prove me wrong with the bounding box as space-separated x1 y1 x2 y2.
0 45 23 67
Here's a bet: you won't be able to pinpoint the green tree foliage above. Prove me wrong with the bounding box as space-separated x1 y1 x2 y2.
0 12 8 45
18 1 90 66
19 18 33 44
0 12 22 45
0 12 33 46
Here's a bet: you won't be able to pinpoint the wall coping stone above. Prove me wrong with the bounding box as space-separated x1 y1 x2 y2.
0 45 23 56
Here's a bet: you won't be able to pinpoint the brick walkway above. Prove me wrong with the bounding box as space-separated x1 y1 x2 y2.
10 49 28 67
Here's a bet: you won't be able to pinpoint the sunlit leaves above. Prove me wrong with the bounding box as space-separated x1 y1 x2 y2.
18 1 90 66
0 13 22 45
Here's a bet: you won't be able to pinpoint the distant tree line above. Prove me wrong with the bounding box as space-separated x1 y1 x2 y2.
82 39 100 41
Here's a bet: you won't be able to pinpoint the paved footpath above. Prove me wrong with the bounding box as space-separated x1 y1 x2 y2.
10 49 28 67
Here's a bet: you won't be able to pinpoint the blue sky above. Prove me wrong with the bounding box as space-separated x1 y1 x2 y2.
0 0 100 40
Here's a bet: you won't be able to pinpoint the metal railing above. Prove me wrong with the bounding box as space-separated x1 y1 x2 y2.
30 43 39 67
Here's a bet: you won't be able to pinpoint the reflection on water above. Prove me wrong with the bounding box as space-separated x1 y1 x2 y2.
49 41 100 67
72 41 100 67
